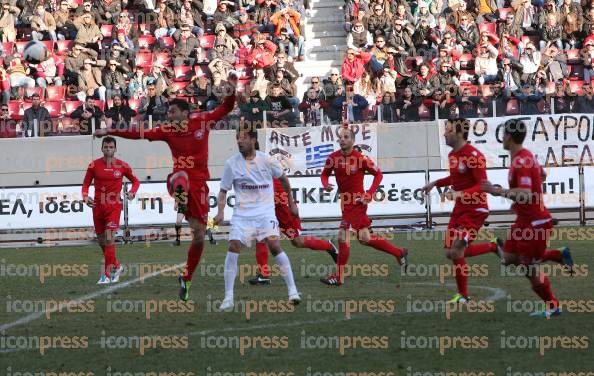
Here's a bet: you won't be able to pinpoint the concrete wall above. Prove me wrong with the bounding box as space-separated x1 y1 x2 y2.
0 122 441 187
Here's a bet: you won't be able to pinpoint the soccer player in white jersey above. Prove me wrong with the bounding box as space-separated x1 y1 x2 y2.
213 126 301 311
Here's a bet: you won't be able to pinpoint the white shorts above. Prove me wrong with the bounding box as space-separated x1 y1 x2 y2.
229 215 279 247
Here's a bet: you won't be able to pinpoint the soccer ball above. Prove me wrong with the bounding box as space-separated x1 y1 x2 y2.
23 41 48 64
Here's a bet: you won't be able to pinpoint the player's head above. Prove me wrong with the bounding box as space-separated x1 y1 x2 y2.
503 119 527 150
236 124 258 156
444 118 470 147
338 126 356 152
101 136 117 158
167 99 190 122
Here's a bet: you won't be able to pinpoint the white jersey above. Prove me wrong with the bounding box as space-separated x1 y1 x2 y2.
220 150 284 219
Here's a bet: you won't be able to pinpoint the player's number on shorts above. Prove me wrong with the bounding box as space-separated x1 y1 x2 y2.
270 220 277 229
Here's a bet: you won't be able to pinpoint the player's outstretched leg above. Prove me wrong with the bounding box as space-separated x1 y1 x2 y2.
464 238 502 258
249 241 272 285
220 242 241 311
541 246 574 274
321 229 350 286
358 228 408 269
178 219 206 301
293 236 338 263
527 267 561 318
267 237 300 304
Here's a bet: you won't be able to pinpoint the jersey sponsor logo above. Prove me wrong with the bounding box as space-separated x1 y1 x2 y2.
240 183 270 190
194 129 204 140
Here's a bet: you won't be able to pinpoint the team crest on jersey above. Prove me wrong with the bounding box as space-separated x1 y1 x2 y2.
113 170 122 178
194 129 204 140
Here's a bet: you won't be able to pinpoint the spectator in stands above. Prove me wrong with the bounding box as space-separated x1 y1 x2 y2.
392 2 414 29
7 55 35 95
456 14 479 53
144 64 171 97
475 41 499 84
583 40 594 81
54 0 76 40
71 96 105 135
413 17 433 55
128 65 147 99
213 0 238 30
179 0 205 37
23 93 51 137
139 81 168 121
498 13 523 43
573 83 594 112
299 87 328 126
367 4 391 37
154 0 177 38
266 83 296 127
498 57 523 98
104 60 128 101
271 8 304 60
347 20 373 50
172 24 200 66
96 0 122 24
0 64 9 104
516 0 538 34
561 13 581 50
368 35 393 74
541 13 563 51
268 69 298 108
427 88 454 119
214 22 239 52
387 19 415 55
187 74 216 110
248 34 277 69
323 68 342 103
35 49 64 88
237 35 254 65
266 51 299 83
250 68 270 99
448 0 472 27
552 81 572 113
234 8 258 39
455 86 479 118
435 61 459 90
256 0 277 33
332 83 369 123
0 2 16 42
519 42 541 83
240 90 268 125
74 12 103 51
105 94 137 129
410 64 439 97
475 0 498 23
208 57 233 80
395 86 420 122
209 39 237 66
375 65 398 96
516 83 544 115
377 91 397 123
112 29 136 56
341 48 371 91
584 8 594 35
541 44 567 83
31 2 57 42
431 17 454 48
304 76 326 100
77 59 107 103
344 0 369 34
0 103 17 137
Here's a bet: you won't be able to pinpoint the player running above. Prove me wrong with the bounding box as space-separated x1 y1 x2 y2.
319 126 407 286
481 119 573 318
422 118 502 303
82 136 140 284
213 127 301 310
93 73 237 300
250 177 338 285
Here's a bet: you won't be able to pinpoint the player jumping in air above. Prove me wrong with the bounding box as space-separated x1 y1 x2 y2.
213 127 301 310
82 136 140 284
94 73 237 300
250 177 338 285
481 119 573 318
422 118 502 303
319 126 408 286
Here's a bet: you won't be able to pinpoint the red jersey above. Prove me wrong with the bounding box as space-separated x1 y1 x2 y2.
82 158 140 207
109 95 235 183
435 143 488 210
321 149 382 207
508 148 550 222
273 177 289 207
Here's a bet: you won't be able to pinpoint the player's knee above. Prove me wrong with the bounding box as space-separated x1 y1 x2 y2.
291 237 304 248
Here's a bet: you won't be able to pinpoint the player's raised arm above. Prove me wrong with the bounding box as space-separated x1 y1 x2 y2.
93 123 168 141
192 72 238 127
82 162 95 208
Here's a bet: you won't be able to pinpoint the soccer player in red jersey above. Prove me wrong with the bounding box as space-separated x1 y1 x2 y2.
94 73 237 300
82 136 140 284
249 177 338 285
319 126 407 286
422 118 502 303
481 119 573 318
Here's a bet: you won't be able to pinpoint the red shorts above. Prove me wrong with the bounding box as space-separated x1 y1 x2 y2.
93 205 121 235
275 203 302 239
167 174 209 224
340 204 372 231
444 207 489 248
504 218 553 265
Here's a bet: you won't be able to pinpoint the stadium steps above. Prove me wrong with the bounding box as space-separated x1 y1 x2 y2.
295 0 346 99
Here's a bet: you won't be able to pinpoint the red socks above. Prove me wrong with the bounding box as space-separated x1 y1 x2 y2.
465 242 496 257
183 242 204 281
255 242 270 277
337 241 350 283
452 258 469 298
541 249 562 263
103 244 117 277
366 235 403 258
530 275 559 310
302 237 333 251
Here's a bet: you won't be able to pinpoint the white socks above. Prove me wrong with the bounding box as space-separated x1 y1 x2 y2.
224 252 239 300
274 251 298 296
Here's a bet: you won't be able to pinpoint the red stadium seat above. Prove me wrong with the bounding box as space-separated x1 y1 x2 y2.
40 41 55 53
566 49 581 64
22 102 33 112
478 22 496 35
1 42 14 54
100 25 113 38
64 100 82 115
505 98 520 115
569 80 585 95
135 51 153 67
199 35 215 49
171 81 190 94
498 7 514 21
193 65 207 77
7 101 23 120
106 99 114 108
45 86 66 101
138 35 157 50
56 40 73 55
546 81 556 94
418 105 431 120
127 98 141 111
159 36 175 50
461 84 478 96
24 87 45 101
94 100 105 112
458 70 475 84
44 101 63 118
458 53 474 70
173 65 193 81
154 51 172 66
478 85 493 96
15 41 28 54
